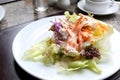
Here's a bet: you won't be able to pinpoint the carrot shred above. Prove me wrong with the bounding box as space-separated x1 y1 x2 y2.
58 13 108 52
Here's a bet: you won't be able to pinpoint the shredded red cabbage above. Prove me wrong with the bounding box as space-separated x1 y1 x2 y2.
52 22 62 44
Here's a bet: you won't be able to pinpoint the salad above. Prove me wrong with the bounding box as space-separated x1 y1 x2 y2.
23 11 113 74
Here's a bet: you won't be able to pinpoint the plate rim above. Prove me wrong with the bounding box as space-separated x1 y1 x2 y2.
0 5 5 21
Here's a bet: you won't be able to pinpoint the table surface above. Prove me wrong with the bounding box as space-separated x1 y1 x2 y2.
0 0 120 80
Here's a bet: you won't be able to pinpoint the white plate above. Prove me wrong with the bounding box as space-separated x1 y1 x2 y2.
0 5 5 21
77 0 119 15
12 16 120 80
